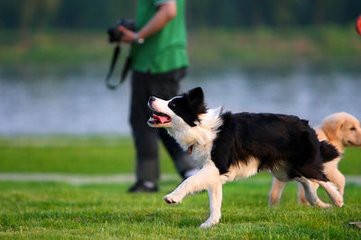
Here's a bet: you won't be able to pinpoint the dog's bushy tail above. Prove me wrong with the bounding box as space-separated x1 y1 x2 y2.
320 141 339 163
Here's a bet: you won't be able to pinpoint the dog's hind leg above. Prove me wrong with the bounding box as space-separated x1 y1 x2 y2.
313 180 344 207
325 167 345 196
295 177 318 206
298 181 332 208
269 178 287 207
200 183 223 228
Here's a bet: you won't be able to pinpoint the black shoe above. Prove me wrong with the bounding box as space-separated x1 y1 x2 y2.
128 181 159 193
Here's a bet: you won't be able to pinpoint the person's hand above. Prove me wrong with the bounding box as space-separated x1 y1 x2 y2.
118 26 136 43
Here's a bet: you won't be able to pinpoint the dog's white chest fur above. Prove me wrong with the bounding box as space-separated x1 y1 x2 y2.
167 107 224 164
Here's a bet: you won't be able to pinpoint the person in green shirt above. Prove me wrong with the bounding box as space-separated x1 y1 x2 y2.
120 0 198 192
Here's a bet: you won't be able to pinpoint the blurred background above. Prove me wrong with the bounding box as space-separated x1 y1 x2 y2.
1 0 361 136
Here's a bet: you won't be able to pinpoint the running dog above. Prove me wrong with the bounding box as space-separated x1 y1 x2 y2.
147 87 343 228
269 112 361 208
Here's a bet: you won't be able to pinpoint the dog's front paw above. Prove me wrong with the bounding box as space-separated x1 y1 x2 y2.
164 193 182 204
200 218 220 228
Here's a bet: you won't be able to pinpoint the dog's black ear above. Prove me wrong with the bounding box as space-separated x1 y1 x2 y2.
187 87 207 116
187 87 204 106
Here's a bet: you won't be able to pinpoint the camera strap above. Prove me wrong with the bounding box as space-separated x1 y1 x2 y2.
121 55 132 82
105 44 132 90
105 45 120 89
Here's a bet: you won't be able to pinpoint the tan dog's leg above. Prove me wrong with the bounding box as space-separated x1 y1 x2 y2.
269 177 287 206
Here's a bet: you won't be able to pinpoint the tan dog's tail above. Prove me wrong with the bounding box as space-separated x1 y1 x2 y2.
320 141 339 162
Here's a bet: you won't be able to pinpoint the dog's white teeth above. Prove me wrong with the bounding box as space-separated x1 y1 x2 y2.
147 117 155 124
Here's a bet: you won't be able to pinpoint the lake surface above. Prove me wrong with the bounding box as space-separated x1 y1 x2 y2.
1 68 360 135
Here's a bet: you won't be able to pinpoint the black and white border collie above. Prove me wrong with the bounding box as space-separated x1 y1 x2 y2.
147 87 343 228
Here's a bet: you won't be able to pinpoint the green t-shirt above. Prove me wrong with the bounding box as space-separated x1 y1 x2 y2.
130 0 188 74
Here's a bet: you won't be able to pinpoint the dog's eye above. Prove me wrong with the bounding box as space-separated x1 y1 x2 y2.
169 102 176 108
350 127 356 131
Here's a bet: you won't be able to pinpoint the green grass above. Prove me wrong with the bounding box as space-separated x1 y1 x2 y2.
0 135 360 175
0 180 360 239
342 147 361 175
0 136 361 175
0 135 176 175
0 136 360 239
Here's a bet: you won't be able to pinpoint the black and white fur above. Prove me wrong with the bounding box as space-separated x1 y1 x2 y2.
147 87 343 228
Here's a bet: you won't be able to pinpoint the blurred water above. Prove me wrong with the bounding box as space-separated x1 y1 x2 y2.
0 69 360 135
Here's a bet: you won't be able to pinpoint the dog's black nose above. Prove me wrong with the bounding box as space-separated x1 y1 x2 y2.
149 96 156 104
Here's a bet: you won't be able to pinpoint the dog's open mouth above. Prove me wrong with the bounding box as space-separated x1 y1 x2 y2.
148 111 172 125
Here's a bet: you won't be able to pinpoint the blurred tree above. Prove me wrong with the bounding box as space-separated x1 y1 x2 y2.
20 0 60 32
17 0 60 49
0 0 360 30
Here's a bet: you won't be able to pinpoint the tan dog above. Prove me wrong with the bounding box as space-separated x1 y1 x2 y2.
269 112 361 208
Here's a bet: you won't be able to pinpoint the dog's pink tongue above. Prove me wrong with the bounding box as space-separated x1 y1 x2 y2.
153 114 169 124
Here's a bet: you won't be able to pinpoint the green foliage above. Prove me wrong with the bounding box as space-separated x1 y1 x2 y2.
1 26 360 72
1 0 360 30
188 26 361 71
0 30 112 68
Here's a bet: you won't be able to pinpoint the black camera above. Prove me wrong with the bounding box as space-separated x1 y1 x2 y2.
107 18 135 43
105 18 135 89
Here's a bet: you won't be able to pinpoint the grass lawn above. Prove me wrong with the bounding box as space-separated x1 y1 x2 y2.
0 135 360 175
0 136 360 239
0 181 360 239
